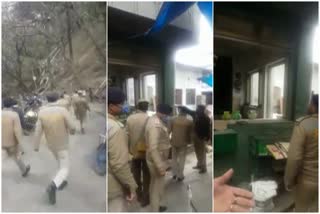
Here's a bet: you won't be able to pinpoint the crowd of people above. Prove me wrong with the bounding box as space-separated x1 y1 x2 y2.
107 87 212 212
2 90 91 205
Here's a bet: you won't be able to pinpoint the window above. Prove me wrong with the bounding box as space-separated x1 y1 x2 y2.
266 63 285 119
250 72 259 106
142 74 156 111
126 78 135 106
186 88 196 105
312 64 318 94
175 89 183 105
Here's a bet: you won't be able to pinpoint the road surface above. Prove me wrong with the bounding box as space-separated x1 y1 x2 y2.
2 104 106 212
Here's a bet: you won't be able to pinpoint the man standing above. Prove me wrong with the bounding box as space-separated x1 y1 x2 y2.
192 105 211 174
108 87 137 212
169 106 193 181
145 104 172 212
57 92 72 111
73 92 90 134
34 92 76 205
285 94 319 212
2 97 30 177
126 100 150 207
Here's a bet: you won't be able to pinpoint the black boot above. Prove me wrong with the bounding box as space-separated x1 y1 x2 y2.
58 181 68 191
46 182 57 205
159 206 167 212
22 165 30 177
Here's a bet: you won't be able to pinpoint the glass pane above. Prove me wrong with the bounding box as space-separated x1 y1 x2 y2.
312 65 318 94
175 89 183 105
269 64 285 119
250 72 259 106
186 89 196 105
143 74 156 111
126 78 135 106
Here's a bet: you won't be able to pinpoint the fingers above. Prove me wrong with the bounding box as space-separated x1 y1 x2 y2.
232 187 254 199
230 204 252 212
216 168 234 184
234 196 255 208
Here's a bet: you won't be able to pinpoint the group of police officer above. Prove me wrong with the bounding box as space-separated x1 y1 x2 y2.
107 87 212 212
2 90 91 205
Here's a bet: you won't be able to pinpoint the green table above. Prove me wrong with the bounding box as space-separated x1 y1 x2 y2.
214 129 238 155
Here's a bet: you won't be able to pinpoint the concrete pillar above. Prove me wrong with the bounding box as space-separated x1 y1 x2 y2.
293 24 315 119
162 48 175 106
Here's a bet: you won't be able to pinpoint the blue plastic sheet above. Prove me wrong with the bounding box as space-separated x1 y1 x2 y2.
197 2 213 26
198 73 213 87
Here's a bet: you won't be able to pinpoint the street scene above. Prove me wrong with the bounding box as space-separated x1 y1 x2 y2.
108 2 213 212
2 2 106 212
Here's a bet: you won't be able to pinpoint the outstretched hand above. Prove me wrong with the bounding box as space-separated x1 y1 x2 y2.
214 169 255 212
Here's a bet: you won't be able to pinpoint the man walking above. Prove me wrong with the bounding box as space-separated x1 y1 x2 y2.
108 87 137 212
145 104 172 212
126 100 150 206
169 106 193 181
34 92 76 205
2 97 30 177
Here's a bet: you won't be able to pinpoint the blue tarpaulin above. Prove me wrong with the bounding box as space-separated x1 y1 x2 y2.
198 73 213 87
146 2 213 36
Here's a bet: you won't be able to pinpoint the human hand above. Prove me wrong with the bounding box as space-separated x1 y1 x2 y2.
214 169 255 212
125 192 135 202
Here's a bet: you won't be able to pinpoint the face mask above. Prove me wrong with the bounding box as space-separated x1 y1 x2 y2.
161 115 170 125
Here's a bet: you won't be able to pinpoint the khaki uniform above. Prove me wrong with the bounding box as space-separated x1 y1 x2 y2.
108 113 137 212
34 103 76 188
2 109 28 174
126 111 150 203
57 98 71 111
145 115 170 211
73 97 90 132
285 114 318 212
169 114 193 179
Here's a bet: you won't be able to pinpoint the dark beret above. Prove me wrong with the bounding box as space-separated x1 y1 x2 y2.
46 92 59 103
157 104 172 115
108 87 125 105
3 97 17 108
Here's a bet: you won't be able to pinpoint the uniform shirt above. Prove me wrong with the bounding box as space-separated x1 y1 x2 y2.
169 114 193 147
126 111 149 158
73 97 90 120
34 103 76 154
2 109 23 148
108 113 137 199
285 114 318 189
145 115 171 174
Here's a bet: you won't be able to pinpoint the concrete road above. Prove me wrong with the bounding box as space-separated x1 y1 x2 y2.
2 104 106 212
127 146 213 212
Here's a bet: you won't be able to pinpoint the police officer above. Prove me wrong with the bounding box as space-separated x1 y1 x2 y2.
145 103 172 212
285 94 318 212
108 87 137 212
73 92 90 134
2 97 30 177
57 92 72 111
169 106 193 181
126 100 150 207
34 92 76 205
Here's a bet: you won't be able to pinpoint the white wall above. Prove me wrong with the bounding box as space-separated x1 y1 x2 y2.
174 63 212 111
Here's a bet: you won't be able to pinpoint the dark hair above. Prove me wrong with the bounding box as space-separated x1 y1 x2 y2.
108 87 126 105
138 102 149 111
156 104 172 115
311 94 318 112
3 97 17 108
178 106 188 114
46 92 59 103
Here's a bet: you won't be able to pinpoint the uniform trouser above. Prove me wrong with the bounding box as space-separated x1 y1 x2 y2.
148 164 165 212
294 180 318 212
194 137 207 170
108 196 127 212
131 158 150 202
52 150 69 188
172 146 187 178
2 146 27 174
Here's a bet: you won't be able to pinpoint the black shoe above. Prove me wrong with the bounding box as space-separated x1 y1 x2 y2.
199 169 207 174
177 177 184 182
22 165 30 177
172 175 177 180
159 206 167 212
46 182 57 205
58 181 68 191
192 165 200 170
140 198 150 207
